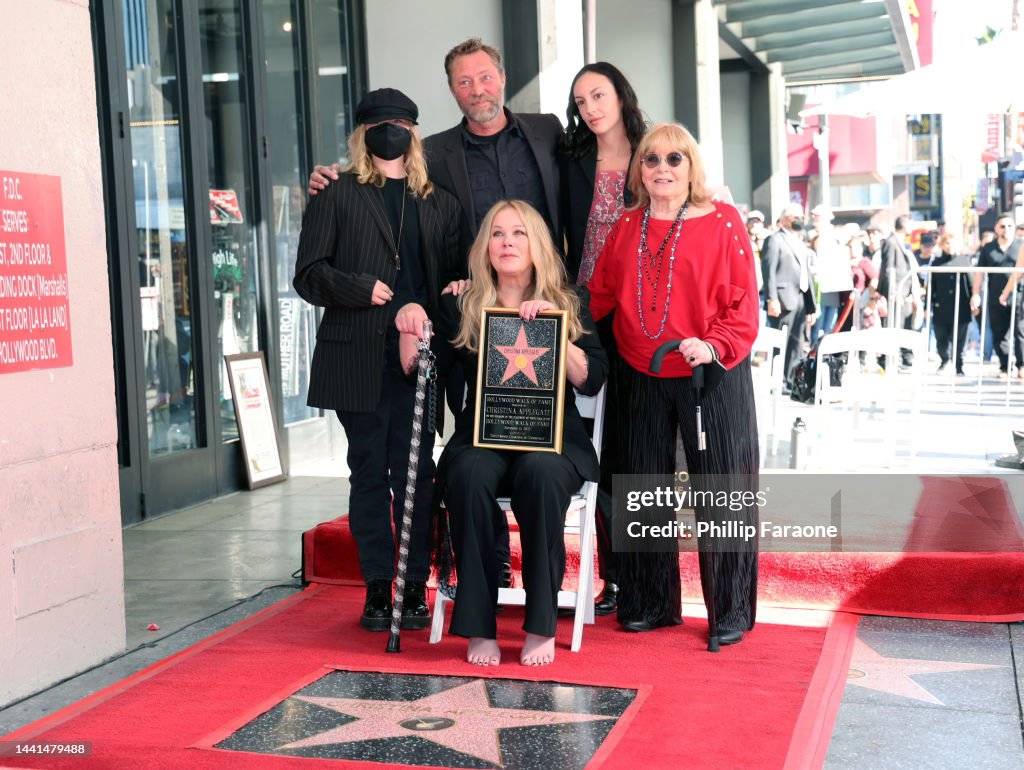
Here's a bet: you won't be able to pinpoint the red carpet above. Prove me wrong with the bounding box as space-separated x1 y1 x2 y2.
1 586 857 770
304 474 1024 622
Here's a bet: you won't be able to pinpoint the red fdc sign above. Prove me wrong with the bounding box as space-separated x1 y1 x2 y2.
0 171 73 373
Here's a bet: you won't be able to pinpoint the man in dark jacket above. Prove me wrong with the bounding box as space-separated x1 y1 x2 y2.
422 38 562 256
762 203 816 386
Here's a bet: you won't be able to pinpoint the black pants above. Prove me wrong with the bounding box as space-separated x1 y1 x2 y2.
769 304 807 386
616 359 759 632
894 297 916 366
445 448 581 639
988 298 1024 373
933 316 970 371
337 350 435 583
445 360 512 571
594 315 621 585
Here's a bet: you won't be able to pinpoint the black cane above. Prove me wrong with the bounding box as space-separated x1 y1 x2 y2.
387 319 433 654
649 340 720 652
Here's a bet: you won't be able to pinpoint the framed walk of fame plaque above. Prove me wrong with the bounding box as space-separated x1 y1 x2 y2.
473 307 568 453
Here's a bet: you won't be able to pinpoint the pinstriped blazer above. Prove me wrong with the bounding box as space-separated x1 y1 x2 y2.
293 172 463 413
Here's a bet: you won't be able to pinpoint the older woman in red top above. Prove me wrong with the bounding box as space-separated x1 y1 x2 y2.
588 123 760 646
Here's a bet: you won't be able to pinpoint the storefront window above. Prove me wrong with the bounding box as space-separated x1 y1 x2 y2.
198 0 262 443
263 0 317 424
313 0 355 164
125 0 200 457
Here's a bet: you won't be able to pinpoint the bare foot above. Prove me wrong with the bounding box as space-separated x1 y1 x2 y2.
467 637 501 666
520 633 555 666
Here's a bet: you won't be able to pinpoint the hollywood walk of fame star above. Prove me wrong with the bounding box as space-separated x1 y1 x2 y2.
846 638 1003 705
493 324 550 385
279 678 614 766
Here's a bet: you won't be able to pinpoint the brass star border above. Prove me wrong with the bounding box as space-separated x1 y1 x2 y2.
214 670 636 769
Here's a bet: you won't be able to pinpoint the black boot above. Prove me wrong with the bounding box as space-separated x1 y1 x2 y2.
594 582 618 616
400 582 431 630
360 580 392 632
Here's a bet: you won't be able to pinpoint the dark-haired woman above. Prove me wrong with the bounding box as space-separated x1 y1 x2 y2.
561 62 647 616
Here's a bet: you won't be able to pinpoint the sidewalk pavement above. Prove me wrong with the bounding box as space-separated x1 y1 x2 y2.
2 360 1023 768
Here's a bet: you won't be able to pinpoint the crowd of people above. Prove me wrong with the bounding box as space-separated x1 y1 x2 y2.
754 206 1024 386
293 36 1022 669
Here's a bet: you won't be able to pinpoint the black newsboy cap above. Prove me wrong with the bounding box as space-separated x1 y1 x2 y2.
355 88 419 125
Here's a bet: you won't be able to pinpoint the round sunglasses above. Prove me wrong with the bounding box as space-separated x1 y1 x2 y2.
642 152 686 169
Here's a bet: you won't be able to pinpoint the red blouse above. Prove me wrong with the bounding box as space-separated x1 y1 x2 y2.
588 200 759 378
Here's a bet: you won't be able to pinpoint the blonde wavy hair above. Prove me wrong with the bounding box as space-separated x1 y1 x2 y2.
345 124 434 197
454 200 584 352
627 122 711 210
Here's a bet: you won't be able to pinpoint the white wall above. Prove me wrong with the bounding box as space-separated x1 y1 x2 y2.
0 0 125 705
595 0 675 124
364 0 503 138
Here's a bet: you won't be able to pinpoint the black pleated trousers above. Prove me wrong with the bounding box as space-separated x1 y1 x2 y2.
616 358 760 632
445 448 581 639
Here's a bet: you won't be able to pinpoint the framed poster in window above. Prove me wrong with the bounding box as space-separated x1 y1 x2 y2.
473 308 568 453
224 352 286 488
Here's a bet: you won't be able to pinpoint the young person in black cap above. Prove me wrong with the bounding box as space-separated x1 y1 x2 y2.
308 40 565 597
293 88 463 632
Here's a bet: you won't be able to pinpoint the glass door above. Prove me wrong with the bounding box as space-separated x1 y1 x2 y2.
126 0 202 459
197 0 264 445
96 0 364 521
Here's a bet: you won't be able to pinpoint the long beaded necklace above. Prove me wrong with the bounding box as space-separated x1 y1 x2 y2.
636 201 688 339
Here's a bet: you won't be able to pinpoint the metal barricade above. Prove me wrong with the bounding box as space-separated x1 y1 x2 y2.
887 264 1024 407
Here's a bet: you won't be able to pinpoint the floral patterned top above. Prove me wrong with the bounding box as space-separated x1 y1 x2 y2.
578 170 627 286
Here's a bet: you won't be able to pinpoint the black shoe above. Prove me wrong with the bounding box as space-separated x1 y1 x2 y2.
716 628 744 645
620 616 683 633
400 581 430 630
622 619 655 633
594 582 618 616
937 360 948 373
360 580 392 632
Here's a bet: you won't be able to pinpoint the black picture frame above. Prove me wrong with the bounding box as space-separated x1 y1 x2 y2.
473 308 568 453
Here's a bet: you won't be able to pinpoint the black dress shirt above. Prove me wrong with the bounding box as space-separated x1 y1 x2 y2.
462 110 551 234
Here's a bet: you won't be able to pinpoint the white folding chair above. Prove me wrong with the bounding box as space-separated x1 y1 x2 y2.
812 328 925 464
430 383 606 652
750 324 788 455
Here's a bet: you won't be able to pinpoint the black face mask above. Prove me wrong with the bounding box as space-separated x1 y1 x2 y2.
364 123 412 161
791 218 805 232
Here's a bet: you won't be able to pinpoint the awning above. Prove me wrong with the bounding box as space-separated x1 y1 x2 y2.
801 32 1024 117
717 0 917 84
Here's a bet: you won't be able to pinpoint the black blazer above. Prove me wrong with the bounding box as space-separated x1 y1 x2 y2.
424 111 564 257
293 173 463 413
560 149 634 283
930 252 972 323
762 229 815 314
434 287 608 483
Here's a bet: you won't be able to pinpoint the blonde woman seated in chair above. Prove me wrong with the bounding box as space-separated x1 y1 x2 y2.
403 200 607 666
